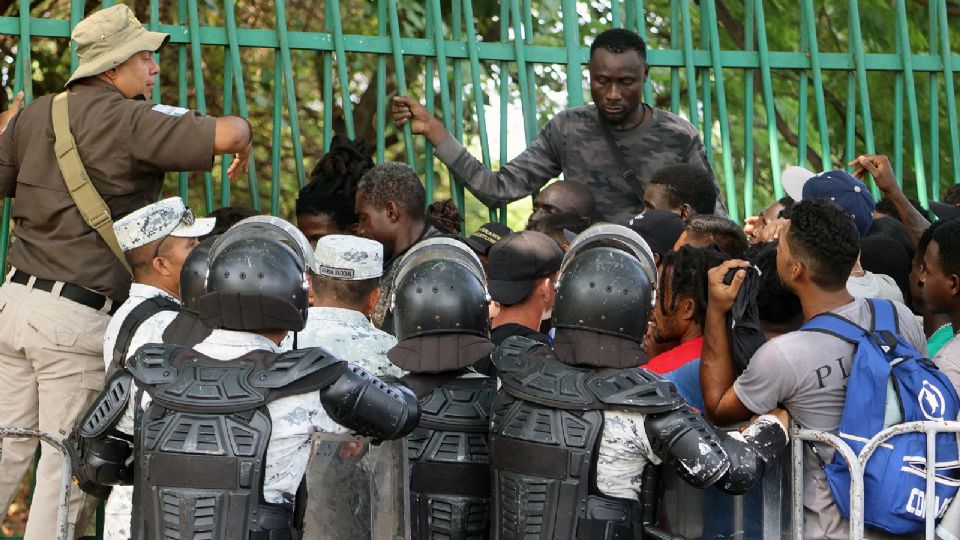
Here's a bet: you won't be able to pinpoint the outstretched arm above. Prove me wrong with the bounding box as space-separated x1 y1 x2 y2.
850 153 930 246
392 95 562 208
319 362 421 441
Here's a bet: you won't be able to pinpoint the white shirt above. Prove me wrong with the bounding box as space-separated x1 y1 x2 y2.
847 271 905 304
288 306 402 378
102 284 179 540
193 329 348 504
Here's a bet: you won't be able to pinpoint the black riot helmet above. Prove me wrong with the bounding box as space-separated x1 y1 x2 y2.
198 220 310 332
552 224 657 343
178 235 218 313
391 238 490 341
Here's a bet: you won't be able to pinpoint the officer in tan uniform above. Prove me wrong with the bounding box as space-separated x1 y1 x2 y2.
0 4 252 538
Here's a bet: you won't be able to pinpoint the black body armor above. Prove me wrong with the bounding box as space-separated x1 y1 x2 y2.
403 373 496 539
489 337 786 540
161 310 213 348
125 343 420 540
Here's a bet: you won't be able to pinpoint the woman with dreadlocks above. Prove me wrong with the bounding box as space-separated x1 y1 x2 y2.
644 244 729 412
295 134 375 246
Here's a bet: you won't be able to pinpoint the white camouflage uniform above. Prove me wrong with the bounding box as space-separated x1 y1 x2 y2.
101 284 180 540
595 411 660 500
286 307 401 377
101 196 213 540
192 329 349 505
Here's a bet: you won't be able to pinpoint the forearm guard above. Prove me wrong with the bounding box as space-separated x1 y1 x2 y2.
67 371 135 496
319 362 421 440
644 404 730 489
714 414 789 495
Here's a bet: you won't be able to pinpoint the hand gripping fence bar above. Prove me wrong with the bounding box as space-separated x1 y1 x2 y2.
0 427 74 540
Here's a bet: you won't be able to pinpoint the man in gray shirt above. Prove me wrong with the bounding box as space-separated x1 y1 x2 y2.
700 199 925 540
392 28 722 224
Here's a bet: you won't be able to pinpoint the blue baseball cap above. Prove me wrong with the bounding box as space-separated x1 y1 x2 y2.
783 166 875 237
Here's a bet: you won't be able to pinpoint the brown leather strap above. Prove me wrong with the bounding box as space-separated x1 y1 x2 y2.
51 92 132 276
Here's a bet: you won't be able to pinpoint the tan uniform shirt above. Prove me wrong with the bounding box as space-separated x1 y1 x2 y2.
0 79 217 302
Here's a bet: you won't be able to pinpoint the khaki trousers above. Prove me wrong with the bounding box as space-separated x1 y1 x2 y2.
0 280 110 539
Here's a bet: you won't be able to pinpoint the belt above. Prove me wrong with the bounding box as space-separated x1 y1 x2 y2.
10 269 118 315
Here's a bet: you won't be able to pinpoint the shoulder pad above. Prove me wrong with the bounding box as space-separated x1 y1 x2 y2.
126 344 185 386
588 368 685 414
253 347 345 389
494 336 603 410
78 370 132 438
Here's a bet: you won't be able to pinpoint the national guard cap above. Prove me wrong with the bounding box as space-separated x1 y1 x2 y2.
113 197 215 252
67 4 170 85
312 235 384 280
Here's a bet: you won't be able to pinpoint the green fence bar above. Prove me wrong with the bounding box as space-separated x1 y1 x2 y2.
423 0 437 203
461 0 499 223
376 0 387 164
224 0 259 210
176 0 189 203
329 0 355 141
669 0 680 115
848 0 878 197
632 0 653 104
387 0 415 167
938 0 960 186
186 0 214 213
796 5 809 169
800 0 830 168
754 0 782 198
703 0 737 222
510 0 536 142
742 0 755 217
681 0 698 129
275 0 305 189
271 49 283 216
699 3 712 163
895 0 927 206
562 0 583 107
928 1 940 200
893 11 904 185
522 0 537 120
321 1 333 154
70 0 82 71
452 0 464 145
844 74 856 168
221 53 234 204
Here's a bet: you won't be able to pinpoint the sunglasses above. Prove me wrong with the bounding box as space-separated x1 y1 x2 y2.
152 207 196 259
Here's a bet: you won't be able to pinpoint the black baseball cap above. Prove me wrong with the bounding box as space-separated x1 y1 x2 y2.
931 201 960 221
465 222 513 256
487 231 563 305
627 209 684 257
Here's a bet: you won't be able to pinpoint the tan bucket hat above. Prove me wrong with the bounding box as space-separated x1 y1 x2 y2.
66 4 169 85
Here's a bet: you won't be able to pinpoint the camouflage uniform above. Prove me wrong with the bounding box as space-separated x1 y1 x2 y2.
191 329 349 505
292 307 401 378
101 284 179 540
434 104 723 224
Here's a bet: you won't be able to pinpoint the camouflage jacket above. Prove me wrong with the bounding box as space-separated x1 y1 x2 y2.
435 104 723 224
292 307 402 378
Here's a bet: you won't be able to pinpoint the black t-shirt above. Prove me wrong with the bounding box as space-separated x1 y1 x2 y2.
490 323 550 347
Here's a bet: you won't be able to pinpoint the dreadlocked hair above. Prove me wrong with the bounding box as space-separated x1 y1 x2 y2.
296 135 374 229
426 199 463 235
658 245 730 329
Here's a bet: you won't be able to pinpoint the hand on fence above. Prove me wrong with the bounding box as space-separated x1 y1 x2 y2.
0 91 24 133
849 154 898 195
392 96 446 145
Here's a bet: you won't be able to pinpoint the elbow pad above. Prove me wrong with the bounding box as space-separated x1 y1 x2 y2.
319 362 421 440
715 415 789 495
67 371 135 496
644 405 730 488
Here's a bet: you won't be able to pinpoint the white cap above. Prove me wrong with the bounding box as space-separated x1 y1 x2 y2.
312 235 383 280
781 165 818 201
113 197 215 252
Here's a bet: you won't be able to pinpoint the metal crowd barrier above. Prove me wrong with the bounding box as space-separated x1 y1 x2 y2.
0 427 73 540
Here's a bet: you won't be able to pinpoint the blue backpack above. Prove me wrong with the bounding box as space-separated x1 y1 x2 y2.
801 298 960 534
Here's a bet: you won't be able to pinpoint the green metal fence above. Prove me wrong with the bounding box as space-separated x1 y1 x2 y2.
0 1 957 533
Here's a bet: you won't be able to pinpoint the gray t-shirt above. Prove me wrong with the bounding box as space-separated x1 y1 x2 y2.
435 104 722 224
734 297 926 540
934 333 960 395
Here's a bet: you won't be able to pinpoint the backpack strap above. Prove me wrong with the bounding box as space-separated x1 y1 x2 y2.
107 296 181 377
800 311 868 345
866 298 900 336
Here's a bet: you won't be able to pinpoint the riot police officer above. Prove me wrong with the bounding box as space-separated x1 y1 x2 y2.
71 218 421 539
387 238 498 538
488 224 790 539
